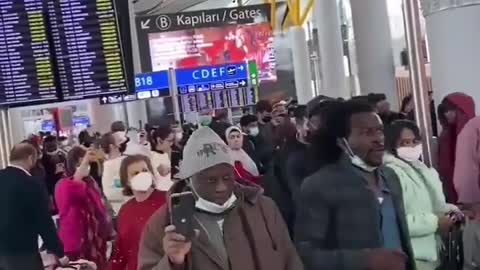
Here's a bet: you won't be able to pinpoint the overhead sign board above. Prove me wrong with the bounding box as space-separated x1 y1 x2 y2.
176 63 249 95
100 71 170 105
136 4 271 33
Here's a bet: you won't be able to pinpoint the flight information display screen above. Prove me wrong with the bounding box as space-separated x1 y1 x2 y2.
47 0 128 100
0 0 58 105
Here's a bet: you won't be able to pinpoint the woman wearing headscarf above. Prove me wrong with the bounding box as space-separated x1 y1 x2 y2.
384 120 461 270
438 92 476 203
55 146 113 269
225 126 261 186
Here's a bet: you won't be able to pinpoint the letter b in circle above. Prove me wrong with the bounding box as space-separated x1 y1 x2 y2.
156 15 171 31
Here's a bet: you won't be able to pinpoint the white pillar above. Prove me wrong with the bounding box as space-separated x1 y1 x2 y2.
350 0 397 108
290 26 314 104
313 0 348 98
423 2 480 113
126 101 148 128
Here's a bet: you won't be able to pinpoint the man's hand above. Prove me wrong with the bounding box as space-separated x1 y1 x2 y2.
163 225 192 266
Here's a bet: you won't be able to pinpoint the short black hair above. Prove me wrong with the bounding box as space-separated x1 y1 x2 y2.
367 93 387 105
293 105 308 122
43 135 57 144
149 125 173 149
255 100 272 113
385 120 421 155
100 132 115 154
111 121 126 132
239 114 257 127
308 99 343 119
312 100 375 164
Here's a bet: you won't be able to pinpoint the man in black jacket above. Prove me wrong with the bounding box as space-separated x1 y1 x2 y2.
0 143 67 270
295 100 415 270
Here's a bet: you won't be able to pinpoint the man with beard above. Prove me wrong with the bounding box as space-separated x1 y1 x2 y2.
295 100 414 270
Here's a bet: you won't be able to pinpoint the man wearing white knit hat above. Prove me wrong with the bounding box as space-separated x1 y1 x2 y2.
138 127 303 270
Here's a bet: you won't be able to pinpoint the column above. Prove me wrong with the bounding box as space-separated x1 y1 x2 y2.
422 0 480 112
350 0 397 107
290 26 314 104
313 0 348 98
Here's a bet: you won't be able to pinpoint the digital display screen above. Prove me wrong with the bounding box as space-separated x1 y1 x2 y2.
0 0 58 105
243 87 256 105
196 92 213 111
148 23 276 82
212 90 228 109
47 0 128 100
180 94 198 113
228 88 243 107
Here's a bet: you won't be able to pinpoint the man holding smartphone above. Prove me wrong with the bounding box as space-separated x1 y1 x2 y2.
138 127 303 270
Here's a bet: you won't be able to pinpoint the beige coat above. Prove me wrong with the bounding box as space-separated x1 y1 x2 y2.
137 185 303 270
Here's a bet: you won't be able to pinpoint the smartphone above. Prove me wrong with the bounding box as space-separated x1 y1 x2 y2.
169 191 196 240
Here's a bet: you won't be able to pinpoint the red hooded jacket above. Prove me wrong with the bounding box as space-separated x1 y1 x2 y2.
438 93 476 203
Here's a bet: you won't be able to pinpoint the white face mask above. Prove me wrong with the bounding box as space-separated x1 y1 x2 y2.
248 127 259 137
397 144 423 162
340 138 378 172
130 172 153 192
190 180 237 214
175 132 183 141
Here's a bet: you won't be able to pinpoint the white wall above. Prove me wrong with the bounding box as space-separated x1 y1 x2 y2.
426 5 480 113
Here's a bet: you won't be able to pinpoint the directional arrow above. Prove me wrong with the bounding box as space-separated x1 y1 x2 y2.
239 80 247 86
102 97 107 104
141 19 151 29
238 65 244 71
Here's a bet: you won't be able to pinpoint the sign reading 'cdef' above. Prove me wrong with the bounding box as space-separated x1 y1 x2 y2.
176 63 248 87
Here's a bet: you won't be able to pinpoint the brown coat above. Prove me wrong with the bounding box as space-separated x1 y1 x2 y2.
137 185 303 270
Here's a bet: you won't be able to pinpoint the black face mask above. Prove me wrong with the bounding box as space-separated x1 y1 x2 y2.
118 137 130 153
262 116 272 123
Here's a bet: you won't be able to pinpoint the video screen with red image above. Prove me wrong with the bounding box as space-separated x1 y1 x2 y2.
148 23 276 81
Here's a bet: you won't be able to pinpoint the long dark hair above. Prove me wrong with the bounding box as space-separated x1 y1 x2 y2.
384 120 421 155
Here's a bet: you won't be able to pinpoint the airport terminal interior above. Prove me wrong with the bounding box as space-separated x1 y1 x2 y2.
1 0 480 269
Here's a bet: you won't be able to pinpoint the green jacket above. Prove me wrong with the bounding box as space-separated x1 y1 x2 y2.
384 154 458 262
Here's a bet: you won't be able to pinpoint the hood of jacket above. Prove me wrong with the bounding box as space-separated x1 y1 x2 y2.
443 92 476 133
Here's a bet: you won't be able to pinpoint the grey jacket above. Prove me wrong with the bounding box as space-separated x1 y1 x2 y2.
295 157 415 270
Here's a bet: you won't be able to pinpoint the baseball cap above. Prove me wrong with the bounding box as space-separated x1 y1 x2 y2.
178 127 234 179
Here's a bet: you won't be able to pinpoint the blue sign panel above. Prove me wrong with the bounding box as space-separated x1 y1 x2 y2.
176 63 249 95
135 71 170 92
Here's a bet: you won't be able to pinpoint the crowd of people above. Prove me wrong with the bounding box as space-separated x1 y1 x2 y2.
0 91 479 270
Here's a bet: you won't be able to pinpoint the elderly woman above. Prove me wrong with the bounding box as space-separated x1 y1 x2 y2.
108 155 167 270
55 146 113 269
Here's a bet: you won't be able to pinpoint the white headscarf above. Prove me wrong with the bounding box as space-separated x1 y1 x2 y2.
225 126 259 176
